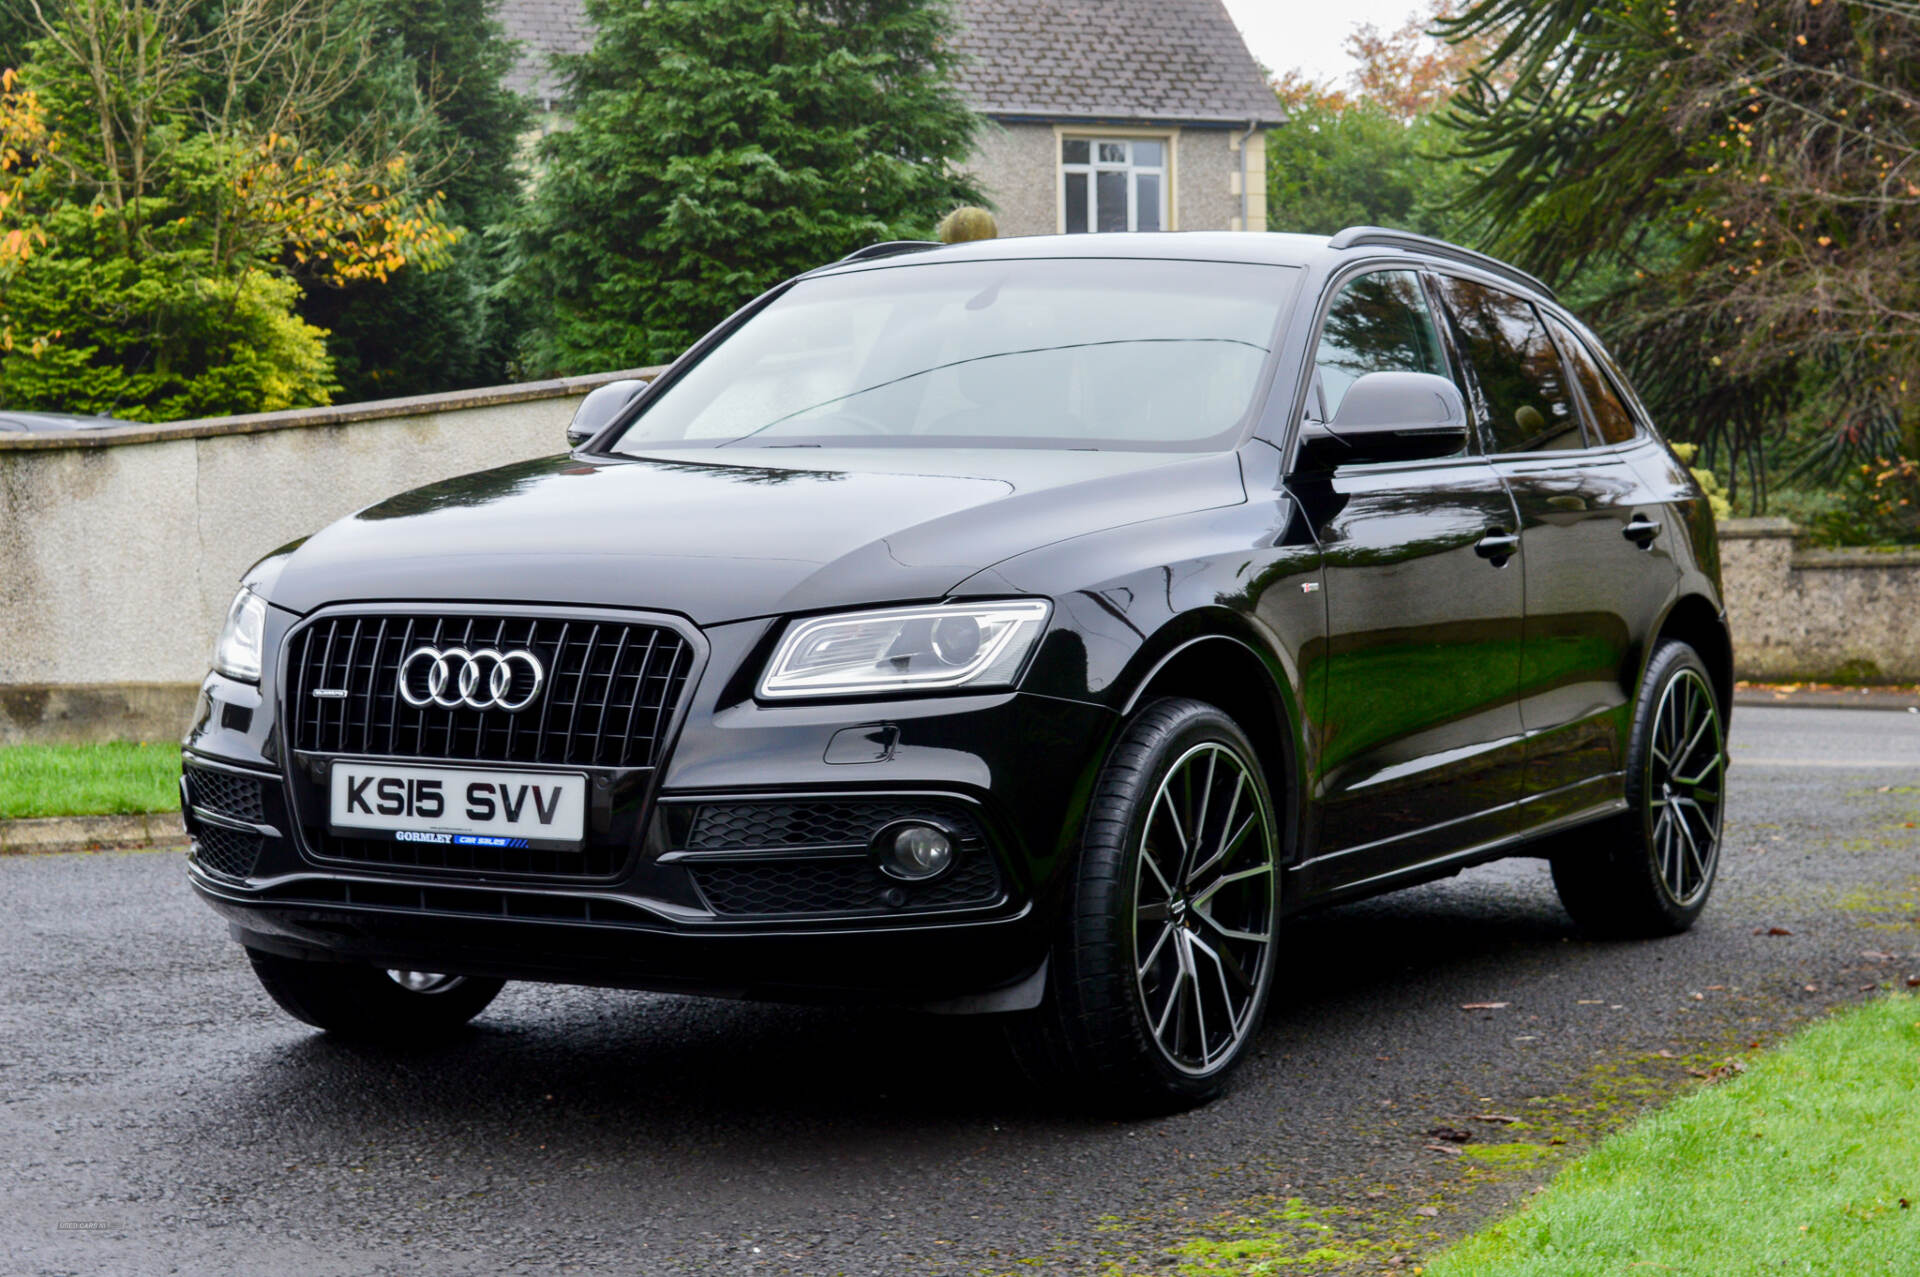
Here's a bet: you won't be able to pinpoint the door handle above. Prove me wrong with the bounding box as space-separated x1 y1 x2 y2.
1474 529 1520 562
1623 515 1662 547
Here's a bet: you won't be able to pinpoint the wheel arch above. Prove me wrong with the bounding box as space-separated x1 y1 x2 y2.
1650 593 1734 718
1116 626 1305 861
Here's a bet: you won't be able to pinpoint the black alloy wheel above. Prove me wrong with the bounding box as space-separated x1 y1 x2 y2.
1552 640 1726 936
1012 697 1279 1110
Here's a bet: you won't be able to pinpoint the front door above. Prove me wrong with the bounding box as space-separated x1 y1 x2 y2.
1296 269 1528 884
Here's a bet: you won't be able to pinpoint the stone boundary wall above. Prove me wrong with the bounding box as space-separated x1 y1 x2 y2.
0 369 657 745
1718 517 1920 684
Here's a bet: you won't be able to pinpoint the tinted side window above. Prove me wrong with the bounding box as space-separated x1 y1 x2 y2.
1313 270 1449 420
1433 276 1584 453
1546 315 1638 446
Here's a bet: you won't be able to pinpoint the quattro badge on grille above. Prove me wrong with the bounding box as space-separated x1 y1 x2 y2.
397 646 545 712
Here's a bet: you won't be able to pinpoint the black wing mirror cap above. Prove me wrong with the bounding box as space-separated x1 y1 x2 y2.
1298 371 1470 468
567 377 652 448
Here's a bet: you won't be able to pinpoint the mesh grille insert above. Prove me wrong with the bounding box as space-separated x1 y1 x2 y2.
672 798 1002 918
184 764 266 824
693 853 1000 917
193 825 262 879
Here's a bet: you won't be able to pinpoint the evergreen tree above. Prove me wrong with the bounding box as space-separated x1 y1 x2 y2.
507 0 983 376
298 0 532 399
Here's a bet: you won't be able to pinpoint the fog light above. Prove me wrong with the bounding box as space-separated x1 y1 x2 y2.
878 822 955 881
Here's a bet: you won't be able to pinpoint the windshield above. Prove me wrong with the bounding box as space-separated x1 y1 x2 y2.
608 257 1297 453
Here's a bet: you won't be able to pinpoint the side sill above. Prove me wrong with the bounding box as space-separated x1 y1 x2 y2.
1293 788 1627 911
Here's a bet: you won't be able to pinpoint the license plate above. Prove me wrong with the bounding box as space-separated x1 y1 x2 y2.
329 762 587 850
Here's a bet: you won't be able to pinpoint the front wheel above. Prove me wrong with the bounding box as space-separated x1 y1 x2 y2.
248 949 505 1043
1552 639 1726 936
1012 698 1280 1111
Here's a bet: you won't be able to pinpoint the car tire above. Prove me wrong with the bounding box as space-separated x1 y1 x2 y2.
1011 697 1281 1111
247 949 505 1042
1551 640 1726 937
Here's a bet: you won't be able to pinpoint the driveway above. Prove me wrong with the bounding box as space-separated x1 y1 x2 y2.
4 706 1917 1275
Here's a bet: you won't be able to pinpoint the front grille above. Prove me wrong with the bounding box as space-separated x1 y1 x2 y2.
308 831 623 880
184 764 265 824
193 825 263 879
288 611 694 768
693 855 1000 917
670 797 1003 918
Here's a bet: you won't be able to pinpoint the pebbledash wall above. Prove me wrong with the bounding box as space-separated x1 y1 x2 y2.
0 369 656 745
1716 518 1920 684
0 402 1914 745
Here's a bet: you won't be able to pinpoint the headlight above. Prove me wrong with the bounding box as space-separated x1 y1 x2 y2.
758 600 1051 699
212 587 268 683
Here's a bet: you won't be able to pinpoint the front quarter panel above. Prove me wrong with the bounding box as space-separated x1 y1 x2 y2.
954 460 1328 837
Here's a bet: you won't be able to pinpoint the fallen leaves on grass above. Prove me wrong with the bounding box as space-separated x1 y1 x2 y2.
1687 1058 1749 1083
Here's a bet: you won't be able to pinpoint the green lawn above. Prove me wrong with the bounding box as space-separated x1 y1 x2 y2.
0 743 182 820
1430 993 1920 1275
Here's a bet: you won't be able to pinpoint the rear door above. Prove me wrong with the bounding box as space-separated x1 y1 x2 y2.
1430 274 1679 821
1298 269 1527 882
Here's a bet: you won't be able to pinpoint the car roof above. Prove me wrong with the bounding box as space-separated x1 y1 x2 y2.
811 228 1554 302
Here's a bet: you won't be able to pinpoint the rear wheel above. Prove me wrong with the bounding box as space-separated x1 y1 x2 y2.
1012 698 1280 1110
1552 640 1725 936
248 949 504 1043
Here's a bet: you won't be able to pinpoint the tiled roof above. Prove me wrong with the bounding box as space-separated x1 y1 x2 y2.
949 0 1284 126
494 0 1283 126
498 0 590 104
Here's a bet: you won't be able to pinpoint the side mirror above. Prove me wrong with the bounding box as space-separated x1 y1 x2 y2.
1297 371 1470 468
567 377 651 447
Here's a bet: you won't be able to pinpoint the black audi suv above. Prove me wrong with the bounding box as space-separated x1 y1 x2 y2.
183 228 1730 1107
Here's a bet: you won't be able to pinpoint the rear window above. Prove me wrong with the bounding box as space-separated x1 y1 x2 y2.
1546 315 1639 446
1433 276 1584 454
610 258 1297 454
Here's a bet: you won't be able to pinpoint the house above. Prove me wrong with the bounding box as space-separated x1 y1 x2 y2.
950 0 1282 235
496 0 1283 236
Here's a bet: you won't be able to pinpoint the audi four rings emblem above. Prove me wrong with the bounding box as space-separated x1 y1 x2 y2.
397 646 545 712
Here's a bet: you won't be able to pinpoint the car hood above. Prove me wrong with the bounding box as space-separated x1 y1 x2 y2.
264 447 1246 625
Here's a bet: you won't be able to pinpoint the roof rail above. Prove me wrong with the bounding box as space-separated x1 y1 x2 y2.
1327 226 1555 301
837 239 942 264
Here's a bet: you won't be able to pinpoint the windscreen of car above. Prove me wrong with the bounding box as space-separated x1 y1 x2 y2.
608 258 1297 453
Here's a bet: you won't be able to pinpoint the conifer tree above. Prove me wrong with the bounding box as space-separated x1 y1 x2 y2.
508 0 983 374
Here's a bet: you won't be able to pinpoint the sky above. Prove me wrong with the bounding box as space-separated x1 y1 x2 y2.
1220 0 1433 86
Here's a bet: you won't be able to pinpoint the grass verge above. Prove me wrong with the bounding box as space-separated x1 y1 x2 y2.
0 743 181 820
1428 993 1920 1275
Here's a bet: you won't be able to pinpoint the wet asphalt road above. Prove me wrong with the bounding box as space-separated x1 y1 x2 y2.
4 706 1919 1276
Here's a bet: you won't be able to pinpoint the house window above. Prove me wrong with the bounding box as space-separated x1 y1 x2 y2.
1061 138 1167 233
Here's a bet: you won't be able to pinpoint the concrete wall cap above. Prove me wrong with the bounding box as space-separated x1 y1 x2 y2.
1789 547 1920 571
0 367 665 453
1719 517 1799 539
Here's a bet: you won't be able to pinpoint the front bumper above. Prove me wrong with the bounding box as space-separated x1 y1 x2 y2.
183 617 1117 1005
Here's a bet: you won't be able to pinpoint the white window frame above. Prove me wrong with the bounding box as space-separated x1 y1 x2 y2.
1056 130 1175 234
